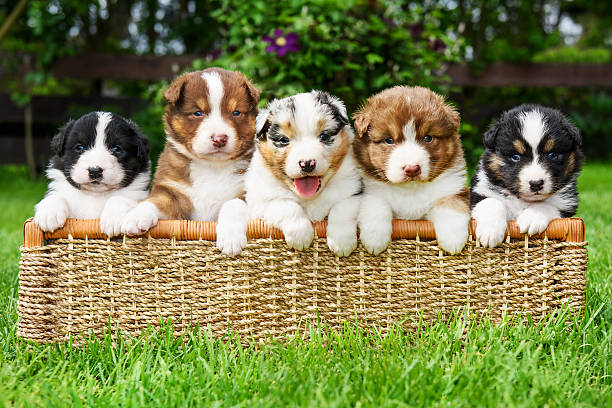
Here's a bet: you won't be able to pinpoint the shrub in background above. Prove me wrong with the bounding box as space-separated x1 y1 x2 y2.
135 0 462 165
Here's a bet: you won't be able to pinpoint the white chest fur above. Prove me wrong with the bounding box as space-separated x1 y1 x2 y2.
185 160 246 221
364 162 466 219
46 168 149 219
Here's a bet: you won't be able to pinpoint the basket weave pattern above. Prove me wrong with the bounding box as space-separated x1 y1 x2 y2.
18 218 587 343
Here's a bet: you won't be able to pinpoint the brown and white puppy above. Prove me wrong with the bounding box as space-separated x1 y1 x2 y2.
353 86 470 254
121 68 260 256
245 90 362 256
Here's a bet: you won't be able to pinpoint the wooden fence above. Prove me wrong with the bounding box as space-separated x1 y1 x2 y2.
1 54 612 167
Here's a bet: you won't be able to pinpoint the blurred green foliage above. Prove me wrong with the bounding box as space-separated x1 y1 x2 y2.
1 0 611 168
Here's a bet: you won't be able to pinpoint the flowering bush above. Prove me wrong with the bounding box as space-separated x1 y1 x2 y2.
196 0 461 108
136 0 462 164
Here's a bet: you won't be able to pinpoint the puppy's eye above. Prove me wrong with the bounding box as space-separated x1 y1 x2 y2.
384 137 395 145
193 111 203 117
511 154 521 162
273 136 290 148
111 145 123 154
232 110 241 117
423 135 433 143
319 132 333 144
547 152 560 160
74 144 84 153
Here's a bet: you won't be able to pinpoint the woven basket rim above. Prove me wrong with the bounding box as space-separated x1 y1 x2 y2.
22 217 585 248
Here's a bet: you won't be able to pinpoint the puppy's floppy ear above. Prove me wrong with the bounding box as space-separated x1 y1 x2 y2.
163 72 194 105
352 110 370 138
314 90 349 126
483 120 501 150
128 120 150 163
255 109 271 141
238 73 261 110
443 102 461 134
565 119 582 147
51 119 74 157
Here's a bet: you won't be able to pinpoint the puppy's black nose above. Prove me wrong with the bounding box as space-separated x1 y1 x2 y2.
299 159 316 173
529 179 544 192
88 167 103 180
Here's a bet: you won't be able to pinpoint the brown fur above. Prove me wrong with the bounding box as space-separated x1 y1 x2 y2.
258 108 351 193
435 189 470 213
146 68 260 218
544 138 555 152
513 140 527 154
353 86 462 183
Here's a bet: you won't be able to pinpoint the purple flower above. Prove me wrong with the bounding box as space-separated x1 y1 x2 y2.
263 29 300 57
409 23 424 39
429 38 447 53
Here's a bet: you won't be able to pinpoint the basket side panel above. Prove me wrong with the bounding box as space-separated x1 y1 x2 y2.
18 247 60 342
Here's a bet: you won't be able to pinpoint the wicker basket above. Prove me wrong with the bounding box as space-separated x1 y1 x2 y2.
18 217 587 343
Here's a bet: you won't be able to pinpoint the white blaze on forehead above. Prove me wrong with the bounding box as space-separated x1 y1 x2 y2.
386 120 430 183
519 109 547 151
192 71 237 156
292 93 322 139
402 120 417 142
95 112 113 147
201 71 224 111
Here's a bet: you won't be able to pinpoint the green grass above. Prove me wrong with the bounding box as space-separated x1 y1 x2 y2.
0 164 610 407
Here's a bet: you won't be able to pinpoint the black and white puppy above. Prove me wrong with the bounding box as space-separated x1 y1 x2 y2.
34 112 151 236
470 104 583 247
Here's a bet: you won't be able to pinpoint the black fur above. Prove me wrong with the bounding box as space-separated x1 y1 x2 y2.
470 104 583 216
50 112 150 190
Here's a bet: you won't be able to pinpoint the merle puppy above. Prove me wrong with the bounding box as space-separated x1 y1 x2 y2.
34 112 150 236
470 104 583 247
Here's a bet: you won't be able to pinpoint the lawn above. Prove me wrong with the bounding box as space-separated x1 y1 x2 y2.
0 163 610 407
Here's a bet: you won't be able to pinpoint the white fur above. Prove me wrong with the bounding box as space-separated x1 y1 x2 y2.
385 122 431 182
216 198 249 256
246 148 362 255
426 205 470 254
471 197 508 247
71 112 124 190
36 168 149 235
358 159 468 254
471 167 569 245
121 201 161 235
121 158 247 235
519 109 547 151
191 72 237 158
518 160 552 199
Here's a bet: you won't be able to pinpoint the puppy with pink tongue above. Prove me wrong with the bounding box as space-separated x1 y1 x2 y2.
245 91 362 256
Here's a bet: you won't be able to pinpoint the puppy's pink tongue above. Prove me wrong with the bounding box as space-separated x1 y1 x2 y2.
294 176 321 198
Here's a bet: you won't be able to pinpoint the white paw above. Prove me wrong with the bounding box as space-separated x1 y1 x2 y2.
100 197 135 237
475 217 507 248
517 208 551 236
359 224 391 255
327 227 357 257
283 219 313 251
435 223 468 254
120 202 159 236
34 196 69 232
216 220 247 257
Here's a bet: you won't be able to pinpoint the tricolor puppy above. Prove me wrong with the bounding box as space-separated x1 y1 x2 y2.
470 104 583 247
246 90 362 256
353 86 470 255
121 68 260 256
34 112 150 236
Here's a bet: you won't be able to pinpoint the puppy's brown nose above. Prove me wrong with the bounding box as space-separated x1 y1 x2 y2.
299 159 316 173
211 134 228 148
529 179 544 192
403 165 421 178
